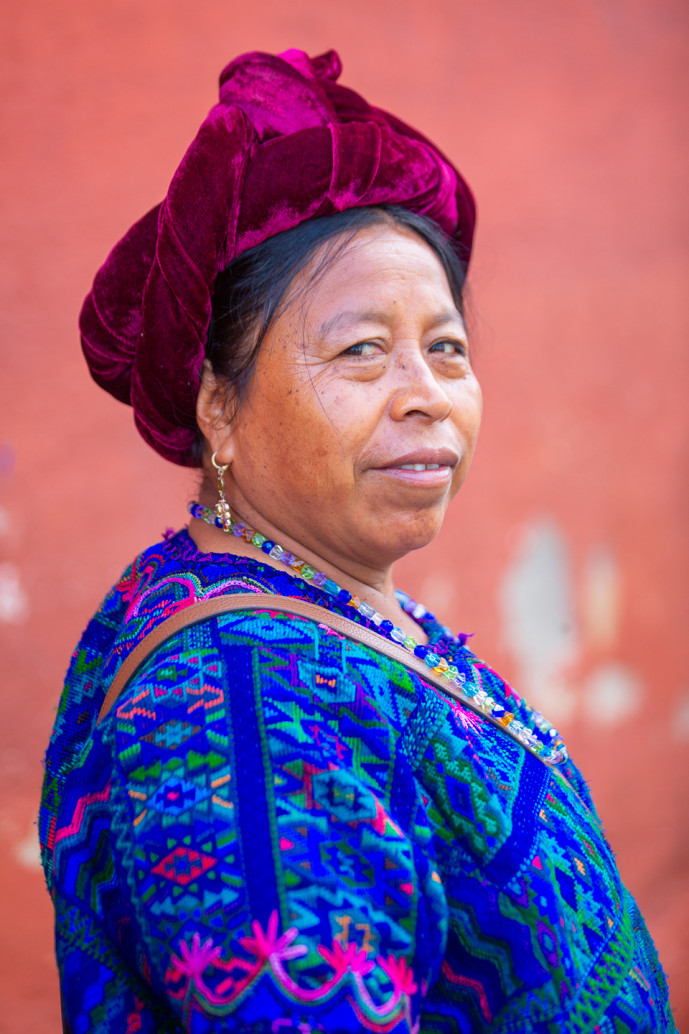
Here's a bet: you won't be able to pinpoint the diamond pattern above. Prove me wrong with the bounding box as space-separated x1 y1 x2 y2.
151 846 217 885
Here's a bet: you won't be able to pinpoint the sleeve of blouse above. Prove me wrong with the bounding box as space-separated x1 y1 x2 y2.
55 901 176 1034
97 616 428 1033
52 716 182 1034
560 756 604 823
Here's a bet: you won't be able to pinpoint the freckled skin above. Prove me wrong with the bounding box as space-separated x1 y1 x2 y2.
194 225 482 634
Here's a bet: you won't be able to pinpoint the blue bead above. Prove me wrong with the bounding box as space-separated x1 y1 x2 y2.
261 540 275 553
380 620 394 633
337 589 352 604
323 579 339 596
413 645 428 659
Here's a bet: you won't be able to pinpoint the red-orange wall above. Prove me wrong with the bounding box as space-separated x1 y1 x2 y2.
1 1 687 1029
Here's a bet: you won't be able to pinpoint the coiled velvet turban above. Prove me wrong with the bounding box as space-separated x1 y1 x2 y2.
80 48 476 466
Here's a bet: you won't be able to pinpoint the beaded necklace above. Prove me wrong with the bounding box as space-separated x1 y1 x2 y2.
188 500 568 765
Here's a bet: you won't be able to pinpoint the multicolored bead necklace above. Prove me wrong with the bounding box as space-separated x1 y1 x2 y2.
188 499 568 765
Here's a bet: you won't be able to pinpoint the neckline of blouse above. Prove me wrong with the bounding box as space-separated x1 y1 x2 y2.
164 527 460 649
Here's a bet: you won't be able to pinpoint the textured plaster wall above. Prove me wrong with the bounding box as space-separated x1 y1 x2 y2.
1 0 687 1029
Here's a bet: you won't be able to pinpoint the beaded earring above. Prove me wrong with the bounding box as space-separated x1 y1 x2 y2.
211 451 232 532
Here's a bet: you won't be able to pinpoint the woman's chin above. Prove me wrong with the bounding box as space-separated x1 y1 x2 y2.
374 514 446 561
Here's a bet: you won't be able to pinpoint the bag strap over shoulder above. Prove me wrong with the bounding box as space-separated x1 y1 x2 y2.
95 591 556 769
98 592 449 724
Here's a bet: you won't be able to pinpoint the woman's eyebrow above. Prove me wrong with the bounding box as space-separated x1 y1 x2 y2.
317 308 465 337
425 310 467 333
316 309 391 337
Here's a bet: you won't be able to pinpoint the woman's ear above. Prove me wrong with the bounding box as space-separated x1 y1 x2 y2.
196 360 236 464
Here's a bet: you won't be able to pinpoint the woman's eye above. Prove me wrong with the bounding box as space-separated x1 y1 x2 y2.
430 339 468 357
342 341 380 357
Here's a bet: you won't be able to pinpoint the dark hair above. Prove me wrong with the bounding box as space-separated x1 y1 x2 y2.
198 205 468 457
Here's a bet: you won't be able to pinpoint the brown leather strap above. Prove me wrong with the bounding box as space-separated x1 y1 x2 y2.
95 592 555 769
98 593 451 723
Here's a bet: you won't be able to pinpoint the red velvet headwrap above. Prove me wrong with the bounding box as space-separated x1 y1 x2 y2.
80 48 476 466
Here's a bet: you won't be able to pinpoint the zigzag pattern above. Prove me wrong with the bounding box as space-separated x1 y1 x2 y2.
40 530 676 1032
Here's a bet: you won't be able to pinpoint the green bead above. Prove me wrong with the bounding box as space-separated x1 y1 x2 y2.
404 636 417 649
252 533 266 547
301 564 315 580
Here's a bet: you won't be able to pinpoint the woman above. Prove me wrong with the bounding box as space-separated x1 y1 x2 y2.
39 49 675 1033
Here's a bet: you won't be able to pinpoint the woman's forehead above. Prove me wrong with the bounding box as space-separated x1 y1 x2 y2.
291 225 462 327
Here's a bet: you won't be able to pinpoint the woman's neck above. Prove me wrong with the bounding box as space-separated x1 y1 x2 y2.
187 506 428 644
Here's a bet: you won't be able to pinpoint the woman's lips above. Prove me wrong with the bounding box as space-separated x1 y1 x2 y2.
372 465 453 485
368 448 459 485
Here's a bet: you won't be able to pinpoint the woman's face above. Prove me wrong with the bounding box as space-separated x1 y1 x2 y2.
213 224 483 580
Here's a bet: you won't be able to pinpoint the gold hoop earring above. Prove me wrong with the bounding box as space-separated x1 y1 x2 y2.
211 451 232 532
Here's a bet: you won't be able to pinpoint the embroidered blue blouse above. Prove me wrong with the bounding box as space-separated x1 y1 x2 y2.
39 531 676 1033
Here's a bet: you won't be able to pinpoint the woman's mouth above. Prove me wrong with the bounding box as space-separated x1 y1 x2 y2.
397 463 443 471
370 451 458 486
376 464 452 484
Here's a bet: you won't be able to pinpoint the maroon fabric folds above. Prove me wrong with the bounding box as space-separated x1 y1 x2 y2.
80 48 476 466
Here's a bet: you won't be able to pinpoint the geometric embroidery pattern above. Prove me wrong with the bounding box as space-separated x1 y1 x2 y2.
39 530 678 1033
151 847 217 885
149 776 211 816
142 719 201 750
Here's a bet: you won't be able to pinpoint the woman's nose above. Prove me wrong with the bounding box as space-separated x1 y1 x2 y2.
388 348 453 423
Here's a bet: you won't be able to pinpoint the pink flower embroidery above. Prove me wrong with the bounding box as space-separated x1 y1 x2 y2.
167 918 417 1023
378 954 418 998
319 939 375 979
170 932 223 983
239 910 307 965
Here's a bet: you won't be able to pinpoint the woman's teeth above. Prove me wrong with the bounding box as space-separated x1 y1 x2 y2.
398 463 442 470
